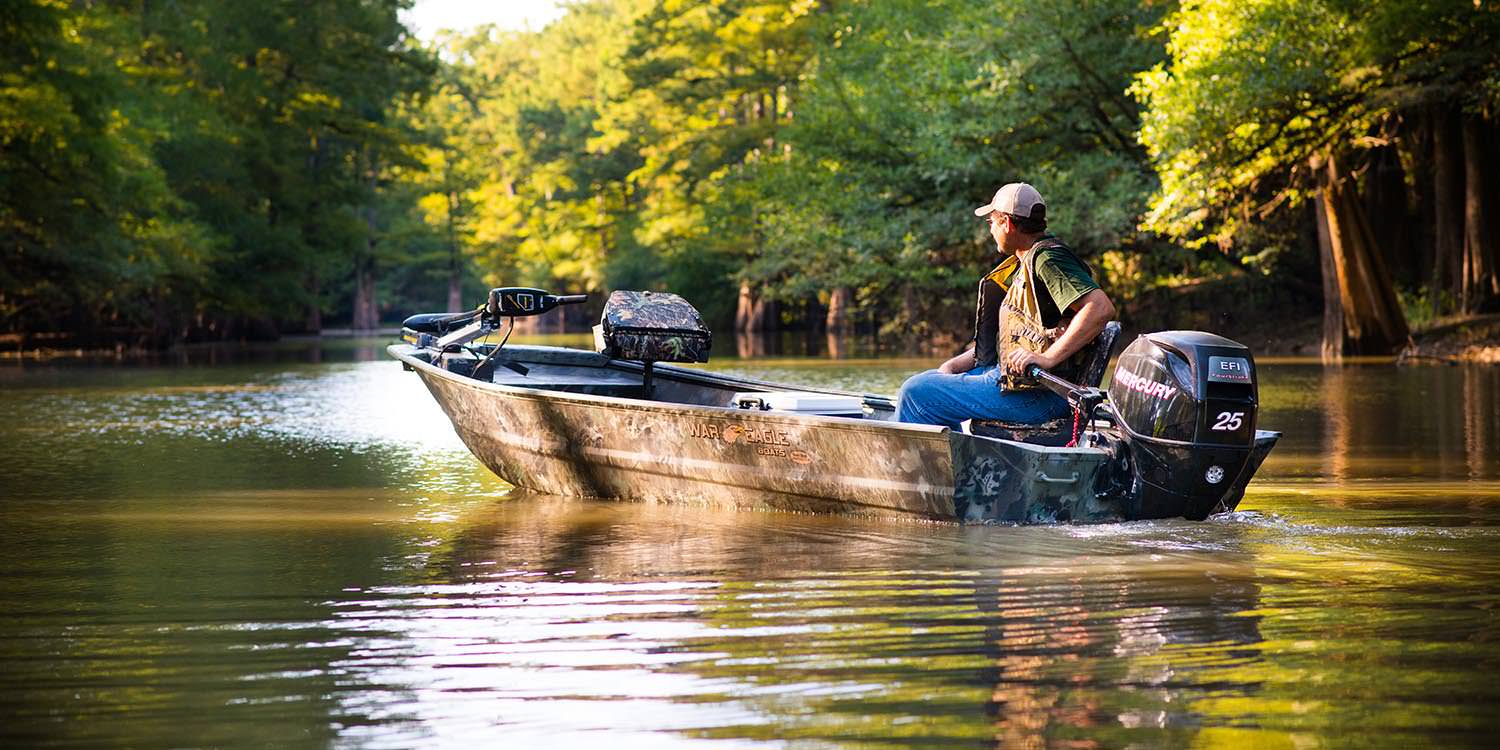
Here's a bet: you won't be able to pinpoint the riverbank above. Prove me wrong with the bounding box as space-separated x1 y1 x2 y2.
1118 276 1500 363
1143 312 1500 364
4 315 1498 364
1401 314 1500 364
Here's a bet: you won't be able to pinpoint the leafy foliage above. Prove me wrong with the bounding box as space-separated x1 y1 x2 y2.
1134 0 1500 249
3 0 438 342
6 0 1493 346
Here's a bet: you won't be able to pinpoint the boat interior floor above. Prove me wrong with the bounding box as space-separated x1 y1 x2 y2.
489 362 649 399
436 344 898 421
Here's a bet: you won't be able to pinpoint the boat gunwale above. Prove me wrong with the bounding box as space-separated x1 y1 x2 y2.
390 343 949 439
389 343 1124 459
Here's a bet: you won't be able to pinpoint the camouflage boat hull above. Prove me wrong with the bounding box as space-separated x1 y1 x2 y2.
390 344 1276 524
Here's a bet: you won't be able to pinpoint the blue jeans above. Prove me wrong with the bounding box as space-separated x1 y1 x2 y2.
895 364 1070 430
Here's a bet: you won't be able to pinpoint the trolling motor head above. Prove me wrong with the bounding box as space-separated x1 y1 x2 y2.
402 287 587 349
1107 331 1262 520
485 287 588 320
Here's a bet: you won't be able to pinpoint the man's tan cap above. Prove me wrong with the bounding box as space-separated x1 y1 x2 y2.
973 182 1046 219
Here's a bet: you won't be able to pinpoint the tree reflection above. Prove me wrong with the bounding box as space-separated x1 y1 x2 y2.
1313 364 1498 483
1464 365 1495 481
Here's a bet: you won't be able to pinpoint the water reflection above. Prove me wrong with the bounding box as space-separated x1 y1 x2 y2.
319 497 1278 747
730 331 878 360
1464 365 1495 479
306 494 1499 747
2 341 1499 747
1251 362 1500 484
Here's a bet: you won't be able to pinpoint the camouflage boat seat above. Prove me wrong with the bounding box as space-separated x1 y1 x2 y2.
594 290 712 398
969 321 1122 446
594 290 712 364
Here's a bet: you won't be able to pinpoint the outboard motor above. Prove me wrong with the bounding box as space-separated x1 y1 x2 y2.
1107 331 1263 520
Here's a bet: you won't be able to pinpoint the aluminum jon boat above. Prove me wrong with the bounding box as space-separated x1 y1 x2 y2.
389 287 1280 524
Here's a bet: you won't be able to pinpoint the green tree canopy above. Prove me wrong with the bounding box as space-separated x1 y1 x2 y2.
1134 0 1500 247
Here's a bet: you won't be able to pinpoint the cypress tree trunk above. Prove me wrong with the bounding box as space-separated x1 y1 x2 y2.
749 295 777 333
733 284 777 333
352 253 378 331
1491 114 1500 259
446 266 463 313
1362 143 1411 283
1432 105 1465 314
1402 111 1437 293
1314 185 1345 362
1316 153 1410 357
804 295 826 333
735 282 754 333
353 156 380 331
825 286 852 333
899 284 919 353
446 190 463 313
1460 114 1498 312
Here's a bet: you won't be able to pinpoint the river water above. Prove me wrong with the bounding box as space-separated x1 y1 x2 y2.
1 338 1497 748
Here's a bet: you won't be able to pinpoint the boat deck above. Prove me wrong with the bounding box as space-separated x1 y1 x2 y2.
425 343 900 419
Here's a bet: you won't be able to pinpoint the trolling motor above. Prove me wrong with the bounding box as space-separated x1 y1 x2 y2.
401 287 587 378
402 288 587 346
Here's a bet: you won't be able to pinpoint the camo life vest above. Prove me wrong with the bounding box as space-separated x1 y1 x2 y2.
974 237 1092 391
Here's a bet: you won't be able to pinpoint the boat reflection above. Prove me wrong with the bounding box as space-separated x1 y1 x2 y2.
370 492 1270 746
975 560 1261 746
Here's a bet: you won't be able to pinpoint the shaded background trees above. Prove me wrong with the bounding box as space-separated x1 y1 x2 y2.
3 0 431 345
1136 0 1500 358
4 0 1497 356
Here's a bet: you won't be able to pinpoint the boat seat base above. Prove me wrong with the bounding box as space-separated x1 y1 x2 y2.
968 321 1122 447
969 417 1074 447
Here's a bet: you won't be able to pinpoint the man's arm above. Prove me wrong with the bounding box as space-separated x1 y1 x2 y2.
939 344 977 374
1002 289 1116 375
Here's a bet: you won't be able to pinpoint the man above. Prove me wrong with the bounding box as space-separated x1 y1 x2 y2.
896 182 1116 429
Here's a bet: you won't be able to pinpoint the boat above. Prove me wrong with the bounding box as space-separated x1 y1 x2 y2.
389 286 1280 524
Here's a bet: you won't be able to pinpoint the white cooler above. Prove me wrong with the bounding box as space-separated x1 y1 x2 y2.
731 391 865 419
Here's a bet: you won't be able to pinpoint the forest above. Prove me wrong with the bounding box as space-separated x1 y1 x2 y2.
3 0 1498 359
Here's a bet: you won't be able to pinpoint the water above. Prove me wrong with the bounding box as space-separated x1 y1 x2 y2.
1 340 1497 748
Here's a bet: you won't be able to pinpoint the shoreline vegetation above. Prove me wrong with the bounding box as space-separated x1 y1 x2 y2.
5 312 1497 365
4 1 1498 364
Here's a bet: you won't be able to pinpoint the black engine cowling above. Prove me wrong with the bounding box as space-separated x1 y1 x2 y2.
1107 331 1262 520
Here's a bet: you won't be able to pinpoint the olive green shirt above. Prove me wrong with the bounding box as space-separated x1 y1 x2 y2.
1028 241 1100 329
972 235 1099 367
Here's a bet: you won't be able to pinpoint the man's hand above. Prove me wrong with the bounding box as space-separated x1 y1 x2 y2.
1010 289 1115 378
1003 348 1055 376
